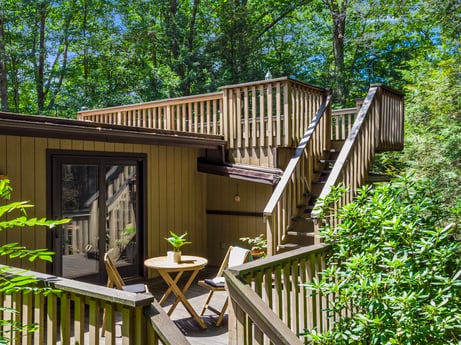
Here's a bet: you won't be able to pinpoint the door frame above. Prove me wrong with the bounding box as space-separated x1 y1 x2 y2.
46 150 147 283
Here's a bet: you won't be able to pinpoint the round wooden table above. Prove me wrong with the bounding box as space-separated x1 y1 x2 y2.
144 255 208 328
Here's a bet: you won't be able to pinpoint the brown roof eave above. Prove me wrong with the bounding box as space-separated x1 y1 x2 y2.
197 160 283 185
0 112 226 150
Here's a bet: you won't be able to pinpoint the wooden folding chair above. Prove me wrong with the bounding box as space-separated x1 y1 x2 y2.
198 246 250 326
102 252 148 336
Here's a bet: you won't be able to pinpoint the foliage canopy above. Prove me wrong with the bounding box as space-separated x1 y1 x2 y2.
0 178 69 343
304 176 461 344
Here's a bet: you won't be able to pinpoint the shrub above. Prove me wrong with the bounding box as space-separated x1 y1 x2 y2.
303 175 460 344
0 178 69 343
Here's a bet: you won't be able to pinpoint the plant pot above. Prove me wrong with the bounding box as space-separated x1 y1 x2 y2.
167 251 181 263
251 249 265 259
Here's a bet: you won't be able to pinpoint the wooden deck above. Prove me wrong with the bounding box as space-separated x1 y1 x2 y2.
145 266 228 345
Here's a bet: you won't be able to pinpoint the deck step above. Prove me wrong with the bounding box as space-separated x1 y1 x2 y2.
286 231 315 238
283 231 315 246
277 243 302 252
310 182 326 196
324 148 339 153
287 217 314 233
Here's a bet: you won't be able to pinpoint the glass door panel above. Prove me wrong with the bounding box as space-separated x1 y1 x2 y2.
105 165 139 271
61 164 100 278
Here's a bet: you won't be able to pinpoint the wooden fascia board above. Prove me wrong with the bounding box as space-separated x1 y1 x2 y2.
0 112 226 150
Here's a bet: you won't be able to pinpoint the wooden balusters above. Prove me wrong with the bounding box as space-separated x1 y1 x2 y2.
225 244 332 345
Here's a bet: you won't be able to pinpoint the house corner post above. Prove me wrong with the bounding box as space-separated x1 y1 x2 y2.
283 80 292 147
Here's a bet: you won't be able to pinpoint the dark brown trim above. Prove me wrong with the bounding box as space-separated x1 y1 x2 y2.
198 160 282 185
0 112 226 151
206 210 263 217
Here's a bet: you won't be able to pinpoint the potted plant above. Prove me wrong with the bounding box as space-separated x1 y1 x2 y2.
240 234 267 258
164 231 191 263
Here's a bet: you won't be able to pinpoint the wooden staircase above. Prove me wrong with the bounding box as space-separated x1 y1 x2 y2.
279 148 339 251
264 84 404 255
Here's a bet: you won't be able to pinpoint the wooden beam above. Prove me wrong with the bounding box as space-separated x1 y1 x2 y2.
197 160 282 185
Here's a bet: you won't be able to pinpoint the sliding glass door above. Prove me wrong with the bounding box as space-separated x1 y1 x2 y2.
50 153 145 283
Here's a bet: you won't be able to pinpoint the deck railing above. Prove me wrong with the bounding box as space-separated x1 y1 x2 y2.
0 266 190 345
330 99 363 141
331 107 357 141
311 84 404 229
224 244 332 345
77 78 328 152
221 78 326 150
78 92 224 135
263 94 332 254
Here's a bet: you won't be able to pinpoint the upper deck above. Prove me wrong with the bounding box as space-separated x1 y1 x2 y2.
77 77 348 169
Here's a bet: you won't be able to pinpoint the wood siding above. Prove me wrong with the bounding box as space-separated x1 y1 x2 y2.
206 175 272 265
0 135 207 276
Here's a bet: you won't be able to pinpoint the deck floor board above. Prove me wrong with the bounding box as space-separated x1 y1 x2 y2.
146 266 229 345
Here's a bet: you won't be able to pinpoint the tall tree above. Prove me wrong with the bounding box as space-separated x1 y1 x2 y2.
0 10 8 111
325 0 347 105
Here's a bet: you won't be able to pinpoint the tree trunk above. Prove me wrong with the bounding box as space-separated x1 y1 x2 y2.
82 0 89 99
184 0 200 96
328 0 347 106
0 13 8 111
36 2 47 112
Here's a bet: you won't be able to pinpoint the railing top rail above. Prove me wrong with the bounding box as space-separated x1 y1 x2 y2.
263 93 333 216
220 76 327 93
78 91 223 116
144 300 192 345
332 107 357 115
0 265 155 307
227 243 331 276
311 86 380 219
370 83 404 97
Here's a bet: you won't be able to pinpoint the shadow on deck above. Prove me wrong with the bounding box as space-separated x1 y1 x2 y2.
145 266 228 345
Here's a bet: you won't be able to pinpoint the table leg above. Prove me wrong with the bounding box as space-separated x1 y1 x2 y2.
159 270 184 305
168 269 200 313
159 270 207 329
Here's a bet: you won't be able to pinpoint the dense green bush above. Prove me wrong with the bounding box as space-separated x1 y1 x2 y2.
304 175 460 344
0 178 69 344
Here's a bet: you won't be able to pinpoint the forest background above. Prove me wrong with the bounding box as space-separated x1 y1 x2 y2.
0 0 459 201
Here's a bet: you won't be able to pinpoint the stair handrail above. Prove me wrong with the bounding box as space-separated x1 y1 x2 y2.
224 243 332 345
224 271 304 345
311 84 404 230
263 92 332 254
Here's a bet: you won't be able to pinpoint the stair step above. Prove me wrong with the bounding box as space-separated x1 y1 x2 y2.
287 217 314 232
302 205 315 214
277 243 302 252
286 231 316 238
291 215 307 221
310 182 325 195
283 232 315 246
318 175 330 182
